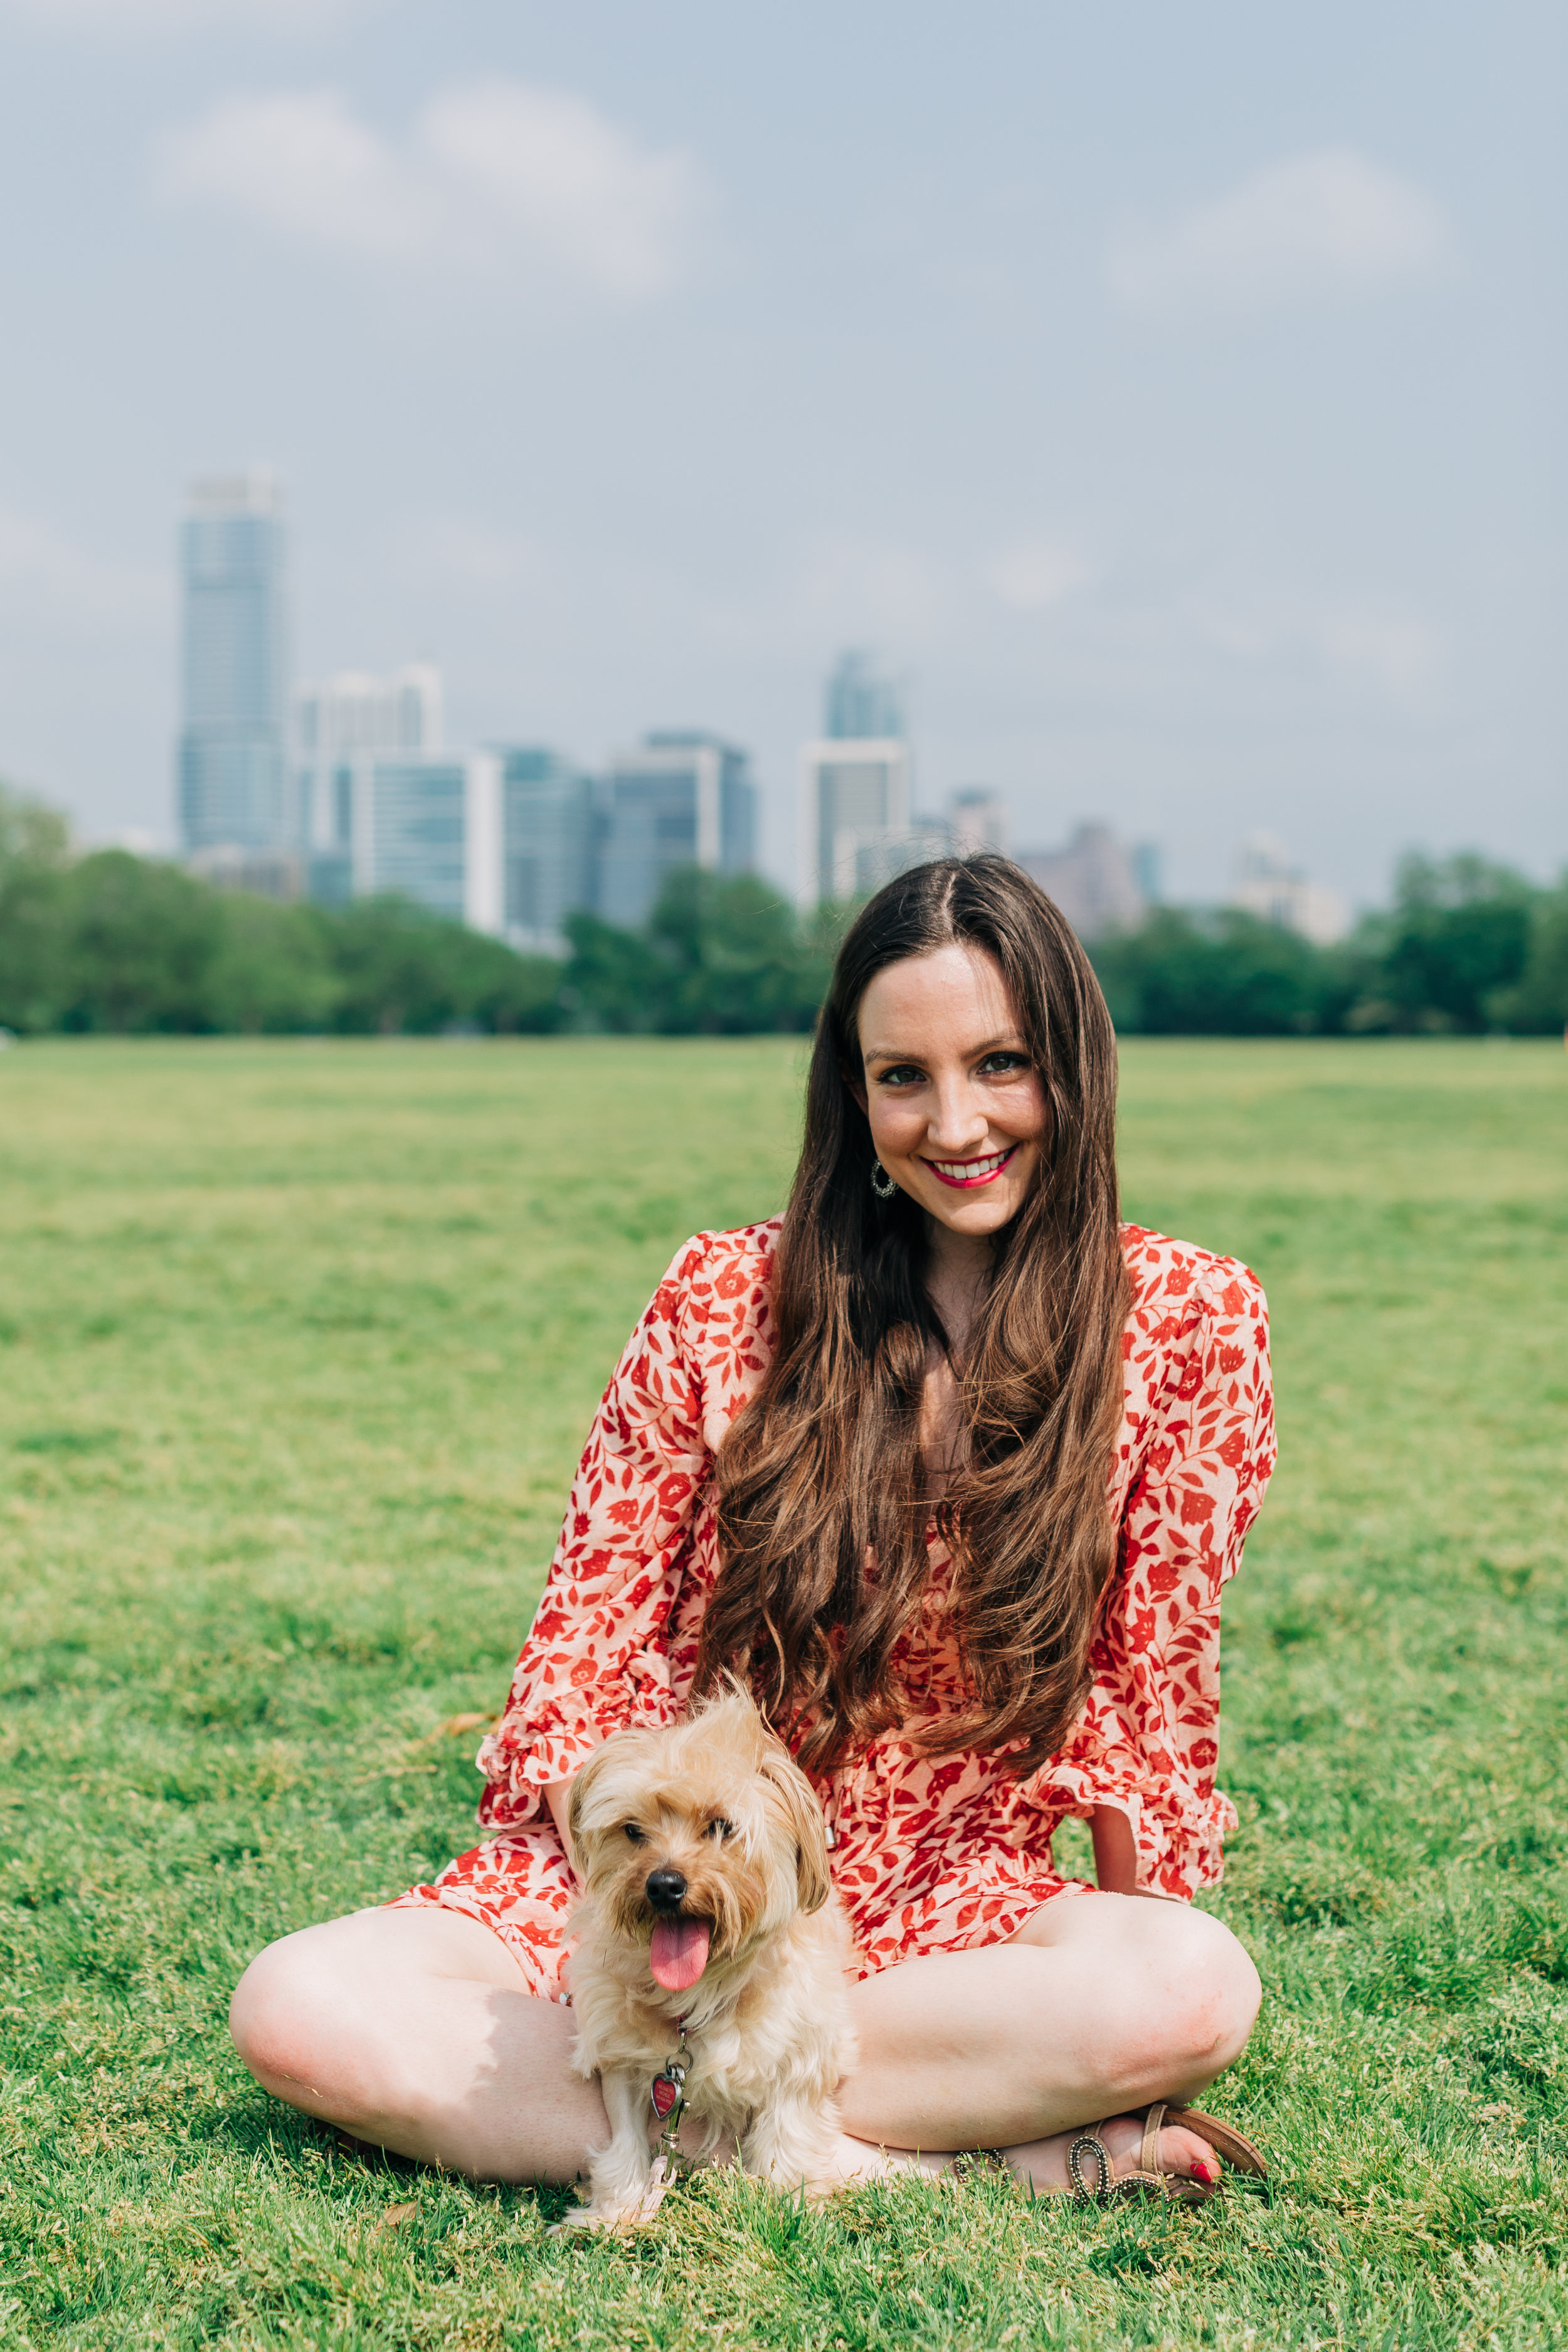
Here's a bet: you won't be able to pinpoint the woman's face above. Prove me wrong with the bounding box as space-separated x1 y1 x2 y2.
853 942 1048 1241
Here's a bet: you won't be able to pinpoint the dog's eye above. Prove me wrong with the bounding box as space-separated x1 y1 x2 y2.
623 1823 646 1845
705 1818 735 1841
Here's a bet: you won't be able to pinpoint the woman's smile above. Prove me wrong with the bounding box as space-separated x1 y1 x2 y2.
924 1145 1018 1189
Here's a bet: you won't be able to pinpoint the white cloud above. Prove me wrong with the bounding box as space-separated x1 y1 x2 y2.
156 77 709 301
983 539 1086 612
1108 149 1451 318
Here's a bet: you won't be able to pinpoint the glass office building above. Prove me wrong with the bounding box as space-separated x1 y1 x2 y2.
495 746 598 951
824 649 904 743
598 733 756 930
177 474 289 852
295 665 444 904
347 753 504 934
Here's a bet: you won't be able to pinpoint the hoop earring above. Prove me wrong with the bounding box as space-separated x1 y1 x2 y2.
870 1160 898 1200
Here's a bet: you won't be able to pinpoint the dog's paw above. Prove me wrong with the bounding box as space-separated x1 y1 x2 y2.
548 2175 674 2236
548 2206 615 2236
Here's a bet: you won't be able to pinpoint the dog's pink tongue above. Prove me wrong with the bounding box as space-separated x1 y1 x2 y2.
649 1917 711 1991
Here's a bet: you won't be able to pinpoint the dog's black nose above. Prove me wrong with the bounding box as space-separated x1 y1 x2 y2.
645 1868 687 1912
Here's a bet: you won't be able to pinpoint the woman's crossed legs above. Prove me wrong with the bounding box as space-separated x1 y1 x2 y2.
229 1890 1259 2195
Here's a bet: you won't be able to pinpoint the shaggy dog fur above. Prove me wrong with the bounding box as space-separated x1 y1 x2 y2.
561 1688 857 2228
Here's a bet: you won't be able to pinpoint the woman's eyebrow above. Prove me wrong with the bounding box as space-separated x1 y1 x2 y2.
862 1032 1026 1063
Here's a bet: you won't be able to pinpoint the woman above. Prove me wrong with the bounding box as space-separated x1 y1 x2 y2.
231 856 1274 2199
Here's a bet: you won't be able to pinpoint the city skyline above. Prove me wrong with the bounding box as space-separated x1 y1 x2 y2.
0 4 1562 908
174 501 1182 946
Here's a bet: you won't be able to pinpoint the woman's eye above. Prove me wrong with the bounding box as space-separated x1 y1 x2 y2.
623 1823 645 1844
877 1065 924 1088
980 1052 1029 1075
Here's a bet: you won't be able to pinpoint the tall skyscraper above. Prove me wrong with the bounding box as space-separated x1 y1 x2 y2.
599 733 756 930
799 650 923 905
824 650 904 742
495 746 597 951
178 472 289 852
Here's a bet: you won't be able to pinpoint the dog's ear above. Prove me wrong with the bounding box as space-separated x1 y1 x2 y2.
566 1740 613 1860
758 1740 833 1916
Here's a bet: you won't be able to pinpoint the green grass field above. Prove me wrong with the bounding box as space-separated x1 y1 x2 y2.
2 1036 1565 2351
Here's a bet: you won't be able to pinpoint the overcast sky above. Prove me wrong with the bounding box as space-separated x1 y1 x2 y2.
0 0 1562 904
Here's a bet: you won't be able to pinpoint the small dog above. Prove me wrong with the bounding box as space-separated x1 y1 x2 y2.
561 1685 857 2229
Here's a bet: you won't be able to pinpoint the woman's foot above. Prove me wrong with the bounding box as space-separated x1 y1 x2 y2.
820 2107 1221 2198
1004 2109 1221 2198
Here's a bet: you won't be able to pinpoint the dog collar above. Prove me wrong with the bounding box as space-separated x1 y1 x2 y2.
650 2015 692 2169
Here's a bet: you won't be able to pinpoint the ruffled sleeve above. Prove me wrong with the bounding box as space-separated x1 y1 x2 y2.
475 1236 715 1829
1036 1251 1276 1897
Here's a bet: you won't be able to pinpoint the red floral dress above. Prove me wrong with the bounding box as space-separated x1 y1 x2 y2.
395 1220 1275 1993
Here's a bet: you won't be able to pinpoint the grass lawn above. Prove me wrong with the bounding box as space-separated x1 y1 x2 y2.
1 1034 1565 2351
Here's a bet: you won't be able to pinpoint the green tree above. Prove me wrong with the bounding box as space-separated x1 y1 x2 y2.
206 894 341 1034
319 895 563 1035
324 896 474 1035
0 781 73 1032
1486 877 1568 1034
1090 908 1352 1036
559 911 675 1032
457 934 564 1033
1379 853 1532 1032
59 850 225 1032
645 869 822 1033
560 871 829 1036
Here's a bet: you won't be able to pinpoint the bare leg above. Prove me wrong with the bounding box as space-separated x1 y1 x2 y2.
230 1889 1259 2193
832 1890 1261 2192
230 1906 605 2182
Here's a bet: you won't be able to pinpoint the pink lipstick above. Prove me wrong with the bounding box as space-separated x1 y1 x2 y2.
923 1145 1018 1190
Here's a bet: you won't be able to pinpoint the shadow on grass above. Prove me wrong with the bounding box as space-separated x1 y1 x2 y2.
206 2090 583 2223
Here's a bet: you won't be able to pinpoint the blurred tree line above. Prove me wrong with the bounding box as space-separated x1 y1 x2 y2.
0 788 561 1038
1088 853 1568 1037
2 781 1565 1039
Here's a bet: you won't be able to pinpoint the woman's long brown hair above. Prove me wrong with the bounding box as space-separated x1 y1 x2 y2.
696 855 1130 1777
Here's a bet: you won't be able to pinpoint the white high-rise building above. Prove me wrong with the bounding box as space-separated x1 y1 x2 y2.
797 738 914 906
294 664 443 876
295 664 443 764
346 752 504 935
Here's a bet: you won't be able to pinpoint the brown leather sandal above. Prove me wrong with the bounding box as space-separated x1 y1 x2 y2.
1067 2101 1268 2204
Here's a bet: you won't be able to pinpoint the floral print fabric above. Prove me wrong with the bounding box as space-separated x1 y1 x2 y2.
395 1221 1275 1991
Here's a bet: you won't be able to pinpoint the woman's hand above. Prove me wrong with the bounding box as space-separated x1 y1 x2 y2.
1089 1805 1138 1894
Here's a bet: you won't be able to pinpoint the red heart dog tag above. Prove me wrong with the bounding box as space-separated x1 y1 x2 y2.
651 2075 679 2120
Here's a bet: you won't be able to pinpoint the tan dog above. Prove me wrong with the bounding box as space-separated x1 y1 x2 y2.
561 1687 857 2229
